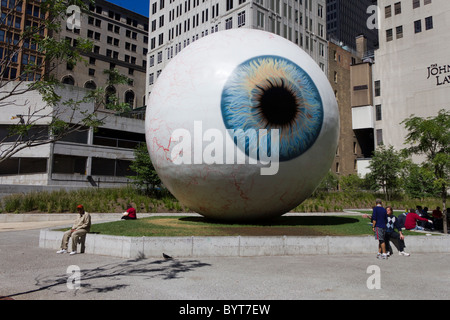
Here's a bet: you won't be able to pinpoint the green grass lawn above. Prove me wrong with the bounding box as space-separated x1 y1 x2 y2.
87 215 390 237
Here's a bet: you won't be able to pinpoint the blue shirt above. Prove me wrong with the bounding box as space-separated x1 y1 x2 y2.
372 206 387 228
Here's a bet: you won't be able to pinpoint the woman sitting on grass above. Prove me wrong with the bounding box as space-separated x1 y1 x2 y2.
121 204 137 220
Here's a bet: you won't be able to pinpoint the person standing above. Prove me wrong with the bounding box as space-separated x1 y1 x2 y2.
57 205 91 255
371 199 388 259
385 206 410 256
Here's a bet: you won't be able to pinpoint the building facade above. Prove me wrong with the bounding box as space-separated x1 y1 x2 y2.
146 0 328 99
328 34 376 178
0 1 149 191
53 0 149 109
373 0 449 156
328 40 361 177
326 0 379 52
350 43 375 177
0 83 145 190
0 0 149 109
0 0 48 82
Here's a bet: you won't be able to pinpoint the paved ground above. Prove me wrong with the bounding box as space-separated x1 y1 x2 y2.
0 223 449 301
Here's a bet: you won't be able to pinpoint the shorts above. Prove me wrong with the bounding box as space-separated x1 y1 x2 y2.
374 227 386 242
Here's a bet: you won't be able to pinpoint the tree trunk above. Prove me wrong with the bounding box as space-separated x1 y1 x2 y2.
443 211 448 234
443 192 448 235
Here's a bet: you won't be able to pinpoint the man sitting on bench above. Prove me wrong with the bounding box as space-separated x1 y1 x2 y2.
57 204 91 255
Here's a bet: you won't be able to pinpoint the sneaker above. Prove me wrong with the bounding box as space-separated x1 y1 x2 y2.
69 251 77 255
381 253 388 259
399 251 410 256
56 249 67 254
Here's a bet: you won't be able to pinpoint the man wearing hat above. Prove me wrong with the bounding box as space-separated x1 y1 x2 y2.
57 205 91 255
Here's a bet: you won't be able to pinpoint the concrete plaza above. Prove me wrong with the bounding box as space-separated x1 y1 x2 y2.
0 215 449 300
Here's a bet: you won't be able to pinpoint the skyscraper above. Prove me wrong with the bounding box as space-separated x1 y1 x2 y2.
0 0 48 82
326 0 378 53
146 0 328 99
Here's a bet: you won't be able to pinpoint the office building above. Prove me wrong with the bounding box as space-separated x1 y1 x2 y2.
0 0 48 82
373 0 449 157
0 0 148 191
329 35 375 178
326 0 378 52
0 83 146 191
146 0 328 99
350 36 375 177
328 39 360 177
53 0 149 109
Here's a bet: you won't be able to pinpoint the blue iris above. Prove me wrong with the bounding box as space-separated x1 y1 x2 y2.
221 55 324 161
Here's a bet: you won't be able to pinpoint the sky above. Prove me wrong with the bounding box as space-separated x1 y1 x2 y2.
107 0 150 17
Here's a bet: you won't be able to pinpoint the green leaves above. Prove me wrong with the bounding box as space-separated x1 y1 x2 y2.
128 144 162 195
401 109 449 232
402 109 450 161
366 145 404 201
401 109 449 194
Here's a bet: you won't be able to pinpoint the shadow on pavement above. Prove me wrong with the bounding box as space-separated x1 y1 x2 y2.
0 256 211 299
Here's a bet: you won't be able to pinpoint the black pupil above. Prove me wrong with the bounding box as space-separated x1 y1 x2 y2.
259 85 298 127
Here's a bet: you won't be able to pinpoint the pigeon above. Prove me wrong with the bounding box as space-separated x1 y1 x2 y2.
163 253 173 260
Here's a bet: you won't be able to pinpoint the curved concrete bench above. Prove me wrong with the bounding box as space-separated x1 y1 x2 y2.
39 228 450 259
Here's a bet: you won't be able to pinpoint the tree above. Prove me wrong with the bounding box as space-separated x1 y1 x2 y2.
340 173 364 196
401 109 450 234
366 145 404 201
314 170 339 194
0 0 131 163
400 160 439 200
128 143 161 195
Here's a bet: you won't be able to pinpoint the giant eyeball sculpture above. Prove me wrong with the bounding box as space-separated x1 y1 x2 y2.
146 29 339 222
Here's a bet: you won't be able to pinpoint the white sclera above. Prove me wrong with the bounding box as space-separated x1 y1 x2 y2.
146 29 339 221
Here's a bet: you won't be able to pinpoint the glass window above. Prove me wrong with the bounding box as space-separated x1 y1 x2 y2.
385 5 392 18
0 158 47 175
53 155 86 175
396 25 403 39
20 158 47 174
92 158 115 176
394 2 401 15
374 80 381 96
376 129 383 146
386 29 393 41
376 105 382 121
0 158 19 175
425 16 433 30
414 20 422 33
